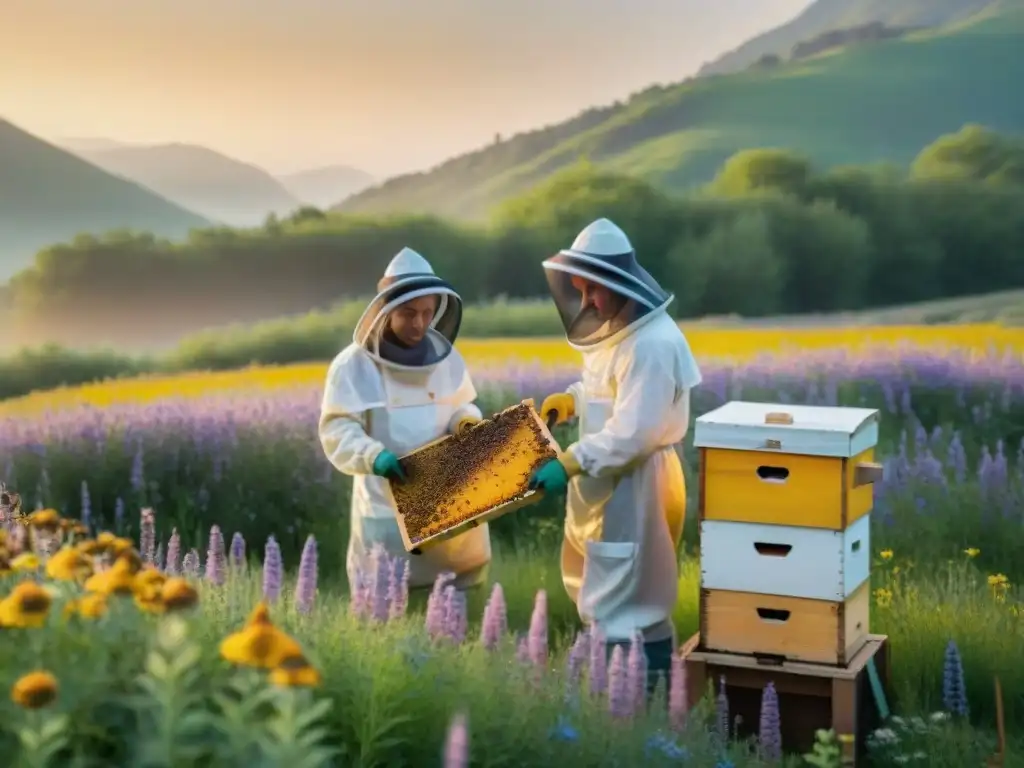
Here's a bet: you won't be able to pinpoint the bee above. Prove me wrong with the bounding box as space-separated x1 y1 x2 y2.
0 483 22 521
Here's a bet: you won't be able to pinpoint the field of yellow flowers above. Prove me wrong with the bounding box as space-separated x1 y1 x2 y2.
1 323 1018 415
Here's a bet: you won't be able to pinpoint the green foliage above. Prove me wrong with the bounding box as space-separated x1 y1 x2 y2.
6 130 1024 355
911 124 1024 185
339 3 1024 219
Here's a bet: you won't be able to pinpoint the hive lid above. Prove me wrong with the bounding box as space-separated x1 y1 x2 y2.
694 401 880 458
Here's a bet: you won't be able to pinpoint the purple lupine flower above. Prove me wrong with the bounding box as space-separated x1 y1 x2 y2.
204 525 226 586
758 682 782 761
153 542 164 571
294 534 318 613
527 589 548 671
589 626 608 697
425 572 453 640
139 507 156 565
668 651 688 731
370 545 390 623
442 712 469 768
182 549 200 577
229 532 246 569
480 583 507 650
607 645 630 719
715 675 730 742
444 585 468 644
564 630 589 701
626 633 646 715
130 442 145 493
350 569 369 619
386 557 409 620
114 497 125 533
80 481 91 527
943 640 969 716
262 535 283 603
164 529 181 574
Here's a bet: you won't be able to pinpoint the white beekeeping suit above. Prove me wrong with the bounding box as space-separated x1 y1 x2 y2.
538 218 702 645
318 247 491 591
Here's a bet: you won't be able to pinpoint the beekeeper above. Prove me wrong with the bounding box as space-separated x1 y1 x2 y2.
318 247 491 592
529 218 702 689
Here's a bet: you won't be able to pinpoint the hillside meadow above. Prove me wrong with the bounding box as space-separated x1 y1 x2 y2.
4 126 1024 350
0 341 1021 765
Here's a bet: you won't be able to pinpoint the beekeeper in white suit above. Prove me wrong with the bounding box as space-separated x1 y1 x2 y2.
318 247 491 592
528 218 702 691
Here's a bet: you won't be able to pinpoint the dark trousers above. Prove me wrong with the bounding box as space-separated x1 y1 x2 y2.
605 636 675 698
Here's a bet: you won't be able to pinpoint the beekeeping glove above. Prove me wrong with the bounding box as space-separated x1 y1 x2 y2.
371 450 407 482
528 458 569 494
453 415 483 436
540 392 575 427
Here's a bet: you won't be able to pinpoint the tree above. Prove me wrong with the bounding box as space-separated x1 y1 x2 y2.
709 149 813 198
911 125 1024 187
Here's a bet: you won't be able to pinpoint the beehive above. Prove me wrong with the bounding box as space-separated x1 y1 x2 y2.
390 399 560 553
694 401 883 666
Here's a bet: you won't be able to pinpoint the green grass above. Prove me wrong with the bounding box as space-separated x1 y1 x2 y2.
0 119 209 280
338 3 1024 220
0 542 1015 766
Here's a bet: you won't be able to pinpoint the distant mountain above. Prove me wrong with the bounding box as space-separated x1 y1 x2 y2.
337 0 1024 220
698 0 998 76
278 165 375 209
73 143 302 227
0 119 208 280
60 137 131 153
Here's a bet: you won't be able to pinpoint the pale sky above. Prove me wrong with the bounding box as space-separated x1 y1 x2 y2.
2 0 812 178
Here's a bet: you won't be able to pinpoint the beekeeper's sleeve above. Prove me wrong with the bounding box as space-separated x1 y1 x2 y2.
318 346 388 476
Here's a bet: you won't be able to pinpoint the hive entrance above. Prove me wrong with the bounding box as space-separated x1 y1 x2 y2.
391 403 558 545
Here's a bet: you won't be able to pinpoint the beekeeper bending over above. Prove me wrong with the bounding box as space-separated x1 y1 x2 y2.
318 247 491 592
529 218 702 689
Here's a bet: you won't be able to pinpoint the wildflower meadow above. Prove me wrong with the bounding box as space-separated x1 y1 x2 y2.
0 342 1022 766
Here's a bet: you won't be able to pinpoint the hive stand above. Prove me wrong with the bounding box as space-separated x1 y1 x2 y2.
683 634 890 759
686 401 889 763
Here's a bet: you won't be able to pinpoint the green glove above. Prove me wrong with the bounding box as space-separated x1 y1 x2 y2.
372 450 407 482
528 458 569 494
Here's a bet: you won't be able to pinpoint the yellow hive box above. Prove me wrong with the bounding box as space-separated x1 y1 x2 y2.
700 580 871 666
390 399 561 554
694 401 883 530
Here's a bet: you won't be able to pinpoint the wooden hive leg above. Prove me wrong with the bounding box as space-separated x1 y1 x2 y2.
685 657 707 712
832 677 858 766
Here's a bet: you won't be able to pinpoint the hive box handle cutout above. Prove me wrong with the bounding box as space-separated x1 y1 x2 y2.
756 466 790 482
764 412 794 425
754 542 792 557
854 462 884 487
756 608 791 623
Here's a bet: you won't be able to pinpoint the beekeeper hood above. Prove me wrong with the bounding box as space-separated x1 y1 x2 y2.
353 247 462 369
542 218 672 350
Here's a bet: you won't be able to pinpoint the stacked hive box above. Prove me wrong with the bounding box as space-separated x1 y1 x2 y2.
695 401 882 664
683 401 890 760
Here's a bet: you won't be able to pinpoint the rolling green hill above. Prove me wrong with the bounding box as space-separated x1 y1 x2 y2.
698 0 998 75
338 0 1024 220
0 120 209 280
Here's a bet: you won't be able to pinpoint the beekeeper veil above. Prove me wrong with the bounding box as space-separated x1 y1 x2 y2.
542 218 672 350
353 247 463 369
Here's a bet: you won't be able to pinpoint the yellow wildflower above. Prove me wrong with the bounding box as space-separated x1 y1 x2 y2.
0 582 52 628
269 653 322 688
76 539 104 556
964 548 980 558
220 603 304 669
10 671 58 709
84 557 136 596
27 510 61 531
879 549 893 561
133 568 167 614
873 588 893 609
46 546 94 582
94 532 116 548
988 574 1009 588
11 552 40 572
64 592 108 620
160 578 199 612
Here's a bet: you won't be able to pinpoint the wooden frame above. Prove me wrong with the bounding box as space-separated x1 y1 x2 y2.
392 398 562 554
683 632 890 764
